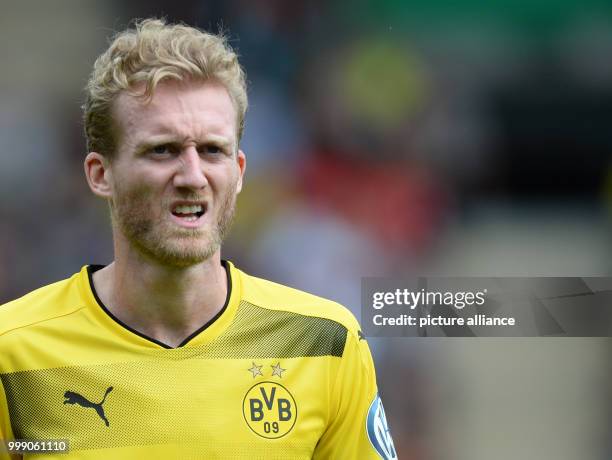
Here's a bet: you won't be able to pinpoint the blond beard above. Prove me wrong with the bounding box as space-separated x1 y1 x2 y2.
111 184 237 268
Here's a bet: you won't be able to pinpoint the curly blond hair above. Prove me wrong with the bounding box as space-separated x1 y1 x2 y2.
83 18 247 157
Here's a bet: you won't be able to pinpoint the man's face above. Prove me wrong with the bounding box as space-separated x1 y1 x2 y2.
107 79 246 267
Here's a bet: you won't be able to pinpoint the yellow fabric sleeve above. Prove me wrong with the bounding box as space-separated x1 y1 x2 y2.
313 332 396 459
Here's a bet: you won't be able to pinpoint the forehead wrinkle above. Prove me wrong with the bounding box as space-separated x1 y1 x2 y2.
117 102 236 153
147 80 236 129
113 80 239 155
132 119 235 150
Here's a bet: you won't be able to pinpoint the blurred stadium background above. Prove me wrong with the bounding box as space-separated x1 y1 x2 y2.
1 1 612 458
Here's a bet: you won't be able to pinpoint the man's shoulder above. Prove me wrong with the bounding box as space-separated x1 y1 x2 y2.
0 269 86 338
236 268 361 335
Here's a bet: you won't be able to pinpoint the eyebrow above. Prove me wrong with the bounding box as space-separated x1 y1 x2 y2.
134 134 234 153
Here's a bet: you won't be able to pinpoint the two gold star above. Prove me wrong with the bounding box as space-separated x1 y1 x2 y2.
247 362 286 378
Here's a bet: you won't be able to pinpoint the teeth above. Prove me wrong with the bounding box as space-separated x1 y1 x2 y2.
173 204 203 215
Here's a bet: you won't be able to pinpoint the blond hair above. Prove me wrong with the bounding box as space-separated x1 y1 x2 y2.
83 18 247 157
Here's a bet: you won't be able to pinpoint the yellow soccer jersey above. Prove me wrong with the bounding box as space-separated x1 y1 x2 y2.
0 262 396 459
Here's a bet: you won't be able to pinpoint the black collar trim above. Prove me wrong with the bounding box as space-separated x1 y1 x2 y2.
86 261 232 349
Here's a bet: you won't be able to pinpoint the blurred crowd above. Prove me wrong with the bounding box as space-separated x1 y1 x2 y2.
2 1 612 458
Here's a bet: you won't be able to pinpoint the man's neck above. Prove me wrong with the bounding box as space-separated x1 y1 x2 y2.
92 251 228 348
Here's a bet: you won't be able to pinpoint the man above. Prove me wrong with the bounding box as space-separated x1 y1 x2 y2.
0 19 396 459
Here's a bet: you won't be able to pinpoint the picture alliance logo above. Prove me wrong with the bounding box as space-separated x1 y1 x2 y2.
372 288 488 310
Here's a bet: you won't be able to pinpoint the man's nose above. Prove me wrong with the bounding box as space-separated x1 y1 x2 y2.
173 147 208 190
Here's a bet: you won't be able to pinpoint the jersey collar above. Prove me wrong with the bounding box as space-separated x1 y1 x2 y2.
80 260 242 349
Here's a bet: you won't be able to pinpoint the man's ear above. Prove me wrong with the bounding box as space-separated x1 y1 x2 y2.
235 149 247 194
84 152 113 198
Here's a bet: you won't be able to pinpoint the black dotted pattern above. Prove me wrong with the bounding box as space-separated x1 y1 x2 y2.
205 300 348 359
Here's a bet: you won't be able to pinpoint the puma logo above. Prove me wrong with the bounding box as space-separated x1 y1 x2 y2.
63 386 114 427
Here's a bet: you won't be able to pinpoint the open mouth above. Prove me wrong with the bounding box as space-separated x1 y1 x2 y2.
171 204 206 222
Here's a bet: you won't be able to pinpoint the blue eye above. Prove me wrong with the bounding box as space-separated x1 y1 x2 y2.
196 145 222 155
152 145 169 154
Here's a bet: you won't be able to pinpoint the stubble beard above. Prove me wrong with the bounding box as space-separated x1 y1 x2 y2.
111 184 237 268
